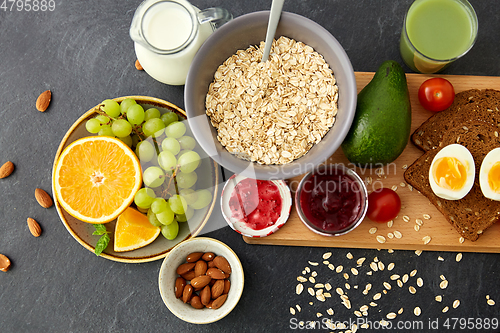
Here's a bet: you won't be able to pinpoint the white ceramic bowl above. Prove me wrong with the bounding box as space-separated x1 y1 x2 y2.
158 237 244 324
221 174 292 238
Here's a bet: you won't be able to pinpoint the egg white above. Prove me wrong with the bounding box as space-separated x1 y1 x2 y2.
428 144 475 200
479 147 500 201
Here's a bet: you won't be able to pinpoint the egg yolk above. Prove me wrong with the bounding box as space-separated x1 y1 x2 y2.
432 157 467 190
488 162 500 193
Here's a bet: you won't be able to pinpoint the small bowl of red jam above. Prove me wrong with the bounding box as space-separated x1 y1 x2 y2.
221 175 292 238
295 164 368 236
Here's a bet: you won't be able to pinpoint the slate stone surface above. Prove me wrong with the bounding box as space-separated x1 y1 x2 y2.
0 1 499 332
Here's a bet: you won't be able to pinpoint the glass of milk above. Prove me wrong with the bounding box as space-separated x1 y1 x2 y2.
130 0 232 85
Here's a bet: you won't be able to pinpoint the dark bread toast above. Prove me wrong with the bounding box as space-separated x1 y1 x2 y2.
404 122 500 241
412 89 500 151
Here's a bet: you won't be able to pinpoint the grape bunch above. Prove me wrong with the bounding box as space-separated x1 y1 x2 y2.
85 98 213 241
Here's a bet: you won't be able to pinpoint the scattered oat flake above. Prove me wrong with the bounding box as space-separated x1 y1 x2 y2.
336 265 343 273
486 295 490 300
423 214 431 220
369 227 378 234
322 261 329 265
343 299 352 309
373 256 379 262
305 267 311 273
387 232 394 239
361 323 369 329
365 283 372 291
438 256 444 261
393 231 402 239
416 218 423 226
360 305 369 312
386 312 397 320
410 269 417 277
290 307 296 315
308 261 319 266
336 287 344 295
409 286 416 294
354 310 362 317
376 235 386 244
414 225 420 232
296 304 301 312
422 236 431 244
316 294 326 302
328 263 335 270
383 282 392 290
388 248 394 253
440 274 446 280
442 306 449 313
388 263 395 271
456 253 463 262
397 279 403 288
487 299 495 306
380 320 390 327
378 261 385 271
309 276 316 283
370 302 378 307
314 283 324 289
387 220 394 228
297 276 307 282
327 308 334 315
402 274 409 283
459 237 465 244
414 307 421 316
370 262 378 271
346 252 353 259
324 292 331 298
367 271 373 276
435 295 442 302
440 280 448 289
415 250 423 256
351 268 359 275
308 287 314 296
403 215 410 222
343 273 349 280
357 257 366 266
296 284 304 295
390 274 400 280
417 277 423 287
345 283 351 290
391 185 398 191
316 312 323 317
311 271 317 277
453 300 460 308
373 293 382 300
383 289 388 295
323 252 332 260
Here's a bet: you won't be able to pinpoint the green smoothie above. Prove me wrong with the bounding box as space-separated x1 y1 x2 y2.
400 0 477 73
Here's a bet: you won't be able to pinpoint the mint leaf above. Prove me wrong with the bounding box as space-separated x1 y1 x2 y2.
94 233 110 256
92 224 110 236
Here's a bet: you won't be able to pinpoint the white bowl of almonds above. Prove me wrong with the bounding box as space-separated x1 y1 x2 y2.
185 11 357 180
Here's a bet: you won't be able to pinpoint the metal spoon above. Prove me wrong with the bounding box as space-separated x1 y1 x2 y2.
261 0 285 62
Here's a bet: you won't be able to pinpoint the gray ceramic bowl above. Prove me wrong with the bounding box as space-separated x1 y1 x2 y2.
185 11 357 180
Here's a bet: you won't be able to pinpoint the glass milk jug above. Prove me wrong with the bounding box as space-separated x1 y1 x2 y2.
130 0 232 85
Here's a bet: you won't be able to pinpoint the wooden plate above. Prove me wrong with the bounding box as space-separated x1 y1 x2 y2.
244 72 500 253
52 96 219 263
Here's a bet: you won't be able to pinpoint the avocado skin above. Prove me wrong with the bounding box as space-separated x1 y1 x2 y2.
341 60 411 167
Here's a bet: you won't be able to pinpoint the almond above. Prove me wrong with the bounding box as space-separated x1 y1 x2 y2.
223 279 231 294
206 267 226 280
190 275 212 289
211 279 224 299
176 262 195 275
186 252 203 262
211 294 228 309
200 285 211 305
202 252 215 261
35 188 53 208
181 271 196 281
0 161 14 179
182 284 193 303
190 295 204 309
135 59 143 71
194 260 208 277
175 277 186 299
27 217 42 237
214 256 232 274
36 90 51 112
0 254 11 272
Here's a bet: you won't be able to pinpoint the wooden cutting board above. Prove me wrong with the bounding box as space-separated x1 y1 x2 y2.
243 72 500 253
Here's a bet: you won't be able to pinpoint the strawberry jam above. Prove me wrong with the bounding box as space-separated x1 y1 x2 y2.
299 166 364 233
228 178 282 230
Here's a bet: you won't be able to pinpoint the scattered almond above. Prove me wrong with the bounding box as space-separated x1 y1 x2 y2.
0 161 14 179
27 217 42 237
36 90 51 112
35 188 53 208
0 254 11 272
135 59 144 70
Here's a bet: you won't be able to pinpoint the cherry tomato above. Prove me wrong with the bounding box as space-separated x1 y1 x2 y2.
366 188 401 223
418 78 455 112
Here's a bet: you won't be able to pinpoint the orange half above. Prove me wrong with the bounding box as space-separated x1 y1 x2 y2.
54 136 142 223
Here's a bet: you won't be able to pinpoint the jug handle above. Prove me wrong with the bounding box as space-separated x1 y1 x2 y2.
197 7 232 30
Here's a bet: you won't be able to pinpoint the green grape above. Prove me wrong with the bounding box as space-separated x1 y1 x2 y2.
161 220 179 240
95 115 110 125
161 111 178 126
175 171 197 189
119 135 133 147
143 166 165 188
165 121 186 138
189 189 212 209
179 188 198 205
98 125 114 136
156 204 175 225
176 206 194 222
86 118 101 134
161 137 181 155
120 98 137 115
147 208 163 227
134 188 156 209
178 151 201 173
144 108 161 121
112 119 132 137
143 118 165 137
101 99 120 118
168 195 187 214
137 206 149 214
151 198 168 214
135 141 155 163
127 104 145 125
178 136 196 150
131 134 140 147
158 151 177 171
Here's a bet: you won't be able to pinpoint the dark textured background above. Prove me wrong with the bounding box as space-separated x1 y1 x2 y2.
0 1 499 332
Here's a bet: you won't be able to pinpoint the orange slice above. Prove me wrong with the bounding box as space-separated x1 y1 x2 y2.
54 136 142 224
114 207 160 252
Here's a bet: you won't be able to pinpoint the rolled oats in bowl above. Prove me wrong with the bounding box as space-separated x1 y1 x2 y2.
205 36 339 165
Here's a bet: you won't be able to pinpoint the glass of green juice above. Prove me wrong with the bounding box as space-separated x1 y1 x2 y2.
400 0 478 73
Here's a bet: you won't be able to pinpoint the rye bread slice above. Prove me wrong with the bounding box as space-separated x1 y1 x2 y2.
404 122 500 241
411 89 500 151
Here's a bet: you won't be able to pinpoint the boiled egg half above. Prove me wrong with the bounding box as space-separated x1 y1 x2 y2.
479 147 500 201
429 144 475 200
